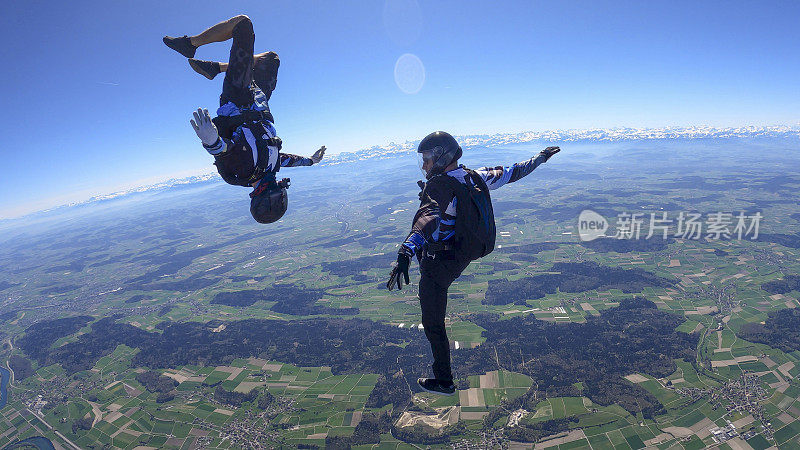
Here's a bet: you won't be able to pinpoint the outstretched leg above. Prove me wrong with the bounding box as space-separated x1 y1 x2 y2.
163 15 251 59
190 15 251 47
418 270 452 383
418 258 467 384
189 52 277 82
218 16 256 107
252 51 280 101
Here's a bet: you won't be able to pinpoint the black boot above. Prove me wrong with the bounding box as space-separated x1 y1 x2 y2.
417 378 455 396
162 35 197 58
189 59 221 80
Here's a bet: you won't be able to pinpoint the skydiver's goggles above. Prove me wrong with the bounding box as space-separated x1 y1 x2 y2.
417 148 441 174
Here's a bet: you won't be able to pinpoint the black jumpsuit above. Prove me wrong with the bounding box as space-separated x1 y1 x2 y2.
401 154 550 383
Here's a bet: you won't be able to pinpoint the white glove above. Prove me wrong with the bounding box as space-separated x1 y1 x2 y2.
190 108 220 147
311 146 326 164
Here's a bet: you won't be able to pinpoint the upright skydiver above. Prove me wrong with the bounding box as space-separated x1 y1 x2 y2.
164 15 326 223
387 131 560 395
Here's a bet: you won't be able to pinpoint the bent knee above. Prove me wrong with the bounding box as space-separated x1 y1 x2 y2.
231 15 253 35
231 14 251 25
263 52 279 70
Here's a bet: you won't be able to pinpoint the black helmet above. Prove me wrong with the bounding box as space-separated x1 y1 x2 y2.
250 186 288 224
417 131 462 178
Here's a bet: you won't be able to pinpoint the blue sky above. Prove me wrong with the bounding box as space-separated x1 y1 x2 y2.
1 1 798 218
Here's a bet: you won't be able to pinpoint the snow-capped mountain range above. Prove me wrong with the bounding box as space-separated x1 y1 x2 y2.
328 124 800 164
10 124 800 220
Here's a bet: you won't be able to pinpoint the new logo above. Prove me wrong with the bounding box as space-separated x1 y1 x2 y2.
578 210 608 242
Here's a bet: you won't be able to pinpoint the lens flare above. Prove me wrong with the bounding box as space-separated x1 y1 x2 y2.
394 53 425 94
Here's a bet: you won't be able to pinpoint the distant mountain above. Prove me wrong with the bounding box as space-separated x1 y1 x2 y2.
5 124 799 221
307 124 800 166
69 172 220 205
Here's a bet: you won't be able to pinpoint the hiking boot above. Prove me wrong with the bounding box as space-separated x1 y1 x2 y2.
163 35 197 58
189 58 221 80
417 378 456 396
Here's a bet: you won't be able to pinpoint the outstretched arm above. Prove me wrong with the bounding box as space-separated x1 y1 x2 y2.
191 108 230 155
474 146 560 190
279 146 326 167
191 108 260 187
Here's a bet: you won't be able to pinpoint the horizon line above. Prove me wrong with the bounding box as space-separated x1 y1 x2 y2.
3 123 799 221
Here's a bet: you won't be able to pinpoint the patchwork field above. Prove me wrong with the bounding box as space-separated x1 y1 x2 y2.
3 138 800 448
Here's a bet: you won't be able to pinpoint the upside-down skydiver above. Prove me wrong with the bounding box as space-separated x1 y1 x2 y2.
164 15 326 223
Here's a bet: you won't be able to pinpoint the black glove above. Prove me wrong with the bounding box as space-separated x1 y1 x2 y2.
417 180 426 200
540 146 561 161
386 253 411 291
